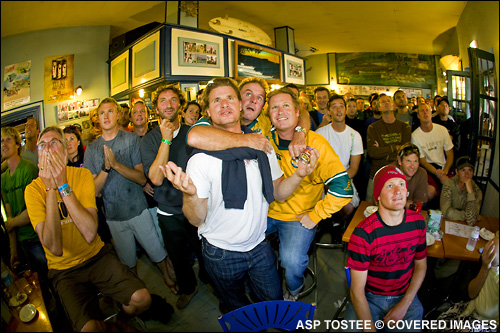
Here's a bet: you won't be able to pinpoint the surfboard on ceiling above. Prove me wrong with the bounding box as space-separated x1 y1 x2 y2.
209 16 272 46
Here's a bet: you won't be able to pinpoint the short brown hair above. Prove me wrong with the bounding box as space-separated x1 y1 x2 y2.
267 87 300 111
152 83 186 111
1 127 22 155
314 86 329 96
26 117 40 131
328 94 346 108
201 78 241 121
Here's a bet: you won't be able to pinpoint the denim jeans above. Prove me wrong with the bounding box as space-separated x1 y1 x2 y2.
344 291 424 332
201 237 282 312
266 217 316 295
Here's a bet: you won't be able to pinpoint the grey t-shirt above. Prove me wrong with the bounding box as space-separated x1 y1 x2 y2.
84 130 147 221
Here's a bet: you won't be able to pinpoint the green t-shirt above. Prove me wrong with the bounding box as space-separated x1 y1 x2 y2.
1 158 39 241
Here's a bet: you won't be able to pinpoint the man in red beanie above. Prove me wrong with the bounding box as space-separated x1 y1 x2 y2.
344 165 427 331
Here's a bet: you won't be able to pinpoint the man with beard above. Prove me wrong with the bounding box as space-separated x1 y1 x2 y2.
394 90 413 128
140 84 208 309
162 78 318 312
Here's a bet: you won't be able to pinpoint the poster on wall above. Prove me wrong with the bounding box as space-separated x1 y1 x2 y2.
56 98 99 123
336 52 436 89
3 61 31 111
44 54 74 104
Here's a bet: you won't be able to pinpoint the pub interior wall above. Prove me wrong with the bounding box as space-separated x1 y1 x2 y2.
1 25 111 126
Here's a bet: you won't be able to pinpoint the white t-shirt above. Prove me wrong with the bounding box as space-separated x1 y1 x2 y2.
187 149 284 252
316 124 363 170
411 124 454 168
316 124 363 207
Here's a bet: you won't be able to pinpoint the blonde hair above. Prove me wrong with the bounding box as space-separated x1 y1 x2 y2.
1 127 22 155
98 97 122 114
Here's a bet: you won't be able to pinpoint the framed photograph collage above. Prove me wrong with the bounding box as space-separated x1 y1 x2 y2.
171 28 225 77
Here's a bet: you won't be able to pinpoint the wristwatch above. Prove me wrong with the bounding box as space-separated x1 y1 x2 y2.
103 166 111 173
294 126 307 135
59 186 73 198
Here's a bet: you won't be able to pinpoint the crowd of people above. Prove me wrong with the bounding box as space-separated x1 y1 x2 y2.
1 78 497 332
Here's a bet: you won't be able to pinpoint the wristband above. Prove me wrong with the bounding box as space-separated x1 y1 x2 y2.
59 186 73 198
46 187 57 192
161 138 172 145
58 183 69 193
103 166 111 173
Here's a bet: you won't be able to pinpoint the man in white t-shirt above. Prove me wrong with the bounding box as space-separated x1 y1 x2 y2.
161 78 319 313
411 103 454 190
317 94 363 214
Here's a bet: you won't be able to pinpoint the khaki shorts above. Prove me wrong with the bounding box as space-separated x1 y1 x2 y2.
48 243 146 331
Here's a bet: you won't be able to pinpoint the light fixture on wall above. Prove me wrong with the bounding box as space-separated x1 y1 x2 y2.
75 86 83 96
469 40 478 48
139 89 145 98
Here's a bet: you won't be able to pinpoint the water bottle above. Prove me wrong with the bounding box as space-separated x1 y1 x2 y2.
466 226 480 251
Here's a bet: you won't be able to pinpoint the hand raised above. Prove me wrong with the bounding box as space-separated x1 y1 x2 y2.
296 148 320 178
159 161 197 196
47 149 67 187
39 150 57 188
160 118 175 142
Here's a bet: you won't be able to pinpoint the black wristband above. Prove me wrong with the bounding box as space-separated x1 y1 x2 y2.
103 166 111 173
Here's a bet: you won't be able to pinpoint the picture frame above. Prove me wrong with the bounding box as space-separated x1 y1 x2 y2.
56 98 99 123
171 28 225 77
110 50 129 96
283 54 305 85
132 30 161 87
234 40 282 83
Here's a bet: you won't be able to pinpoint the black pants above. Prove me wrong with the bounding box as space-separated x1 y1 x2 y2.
157 213 210 294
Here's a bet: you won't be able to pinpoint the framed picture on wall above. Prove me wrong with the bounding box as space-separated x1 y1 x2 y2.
171 28 225 77
110 50 129 96
234 40 282 83
283 54 305 85
132 30 161 87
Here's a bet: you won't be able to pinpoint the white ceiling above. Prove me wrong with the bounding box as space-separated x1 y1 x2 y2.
1 1 467 55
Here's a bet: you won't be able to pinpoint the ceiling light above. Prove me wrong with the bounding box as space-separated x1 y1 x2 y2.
75 85 83 96
139 89 145 98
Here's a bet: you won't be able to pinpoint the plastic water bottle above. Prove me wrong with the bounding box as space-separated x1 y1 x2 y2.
466 226 480 251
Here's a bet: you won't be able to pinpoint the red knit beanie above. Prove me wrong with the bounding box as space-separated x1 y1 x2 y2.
373 165 407 201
